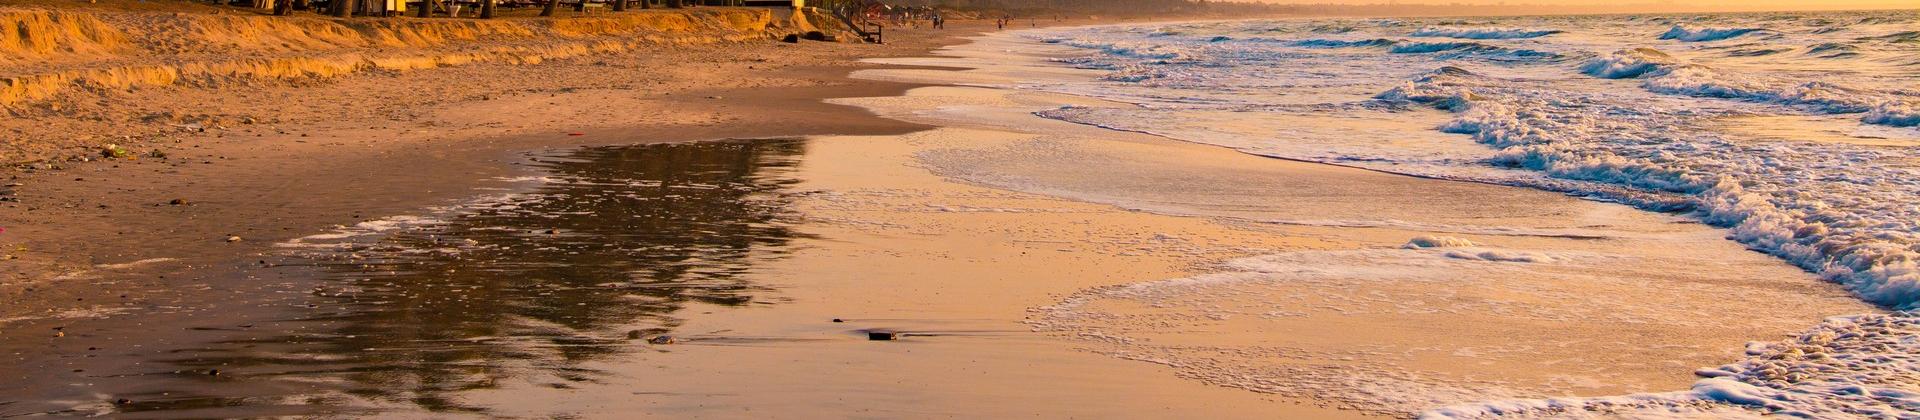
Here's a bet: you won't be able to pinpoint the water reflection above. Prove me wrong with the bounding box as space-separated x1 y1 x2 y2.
140 138 810 414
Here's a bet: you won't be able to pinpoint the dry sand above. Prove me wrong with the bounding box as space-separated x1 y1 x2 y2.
0 8 1883 419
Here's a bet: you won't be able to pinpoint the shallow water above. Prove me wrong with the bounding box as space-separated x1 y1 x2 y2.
1030 13 1920 308
1011 11 1920 418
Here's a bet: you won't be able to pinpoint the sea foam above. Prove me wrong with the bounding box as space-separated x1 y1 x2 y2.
1579 48 1674 78
1864 102 1920 127
1423 313 1920 418
1027 12 1920 417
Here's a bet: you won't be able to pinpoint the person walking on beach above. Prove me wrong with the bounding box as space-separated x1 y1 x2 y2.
931 13 944 30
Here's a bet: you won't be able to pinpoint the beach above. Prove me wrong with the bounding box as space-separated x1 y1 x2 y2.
2 4 1914 419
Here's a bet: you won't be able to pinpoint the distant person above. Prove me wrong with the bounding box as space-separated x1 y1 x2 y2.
932 14 944 30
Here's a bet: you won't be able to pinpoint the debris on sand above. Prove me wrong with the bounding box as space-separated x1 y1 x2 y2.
100 144 131 159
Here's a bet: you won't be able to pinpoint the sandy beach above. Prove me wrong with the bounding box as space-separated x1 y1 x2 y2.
2 3 1910 419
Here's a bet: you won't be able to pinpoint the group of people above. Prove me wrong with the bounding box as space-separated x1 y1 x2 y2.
994 16 1021 30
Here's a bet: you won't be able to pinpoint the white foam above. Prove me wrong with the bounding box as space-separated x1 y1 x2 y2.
1579 48 1674 79
278 215 446 248
1016 14 1920 416
1864 101 1920 127
1423 313 1920 419
1404 235 1479 248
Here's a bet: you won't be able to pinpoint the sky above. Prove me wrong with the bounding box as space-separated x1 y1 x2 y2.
1248 0 1919 11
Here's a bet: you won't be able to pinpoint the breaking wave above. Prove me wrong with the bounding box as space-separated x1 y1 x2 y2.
1640 66 1878 113
1805 42 1859 58
1378 65 1920 309
1290 38 1396 48
1390 41 1500 54
1582 48 1898 117
1579 48 1674 78
1026 11 1920 418
1858 31 1919 44
1424 313 1920 418
1410 27 1562 40
1865 102 1920 127
1659 25 1767 42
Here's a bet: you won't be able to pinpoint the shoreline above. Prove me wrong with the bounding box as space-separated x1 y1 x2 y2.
837 30 1878 416
0 18 985 416
0 23 959 319
0 13 1892 419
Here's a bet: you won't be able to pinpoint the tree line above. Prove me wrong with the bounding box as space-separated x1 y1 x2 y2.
262 0 697 19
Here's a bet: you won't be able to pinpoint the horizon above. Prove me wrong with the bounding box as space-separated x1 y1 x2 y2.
1223 0 1920 13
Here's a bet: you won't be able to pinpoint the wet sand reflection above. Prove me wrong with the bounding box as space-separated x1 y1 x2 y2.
132 138 811 414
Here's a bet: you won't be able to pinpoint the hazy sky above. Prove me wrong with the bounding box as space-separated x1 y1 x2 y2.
1251 0 1918 11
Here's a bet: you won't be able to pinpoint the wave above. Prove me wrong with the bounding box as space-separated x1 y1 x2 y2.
1026 16 1920 418
1805 42 1860 58
1858 31 1920 44
1385 41 1562 62
1865 102 1920 127
1290 38 1396 49
1580 48 1675 78
1410 27 1562 40
1309 24 1354 34
1423 313 1920 418
1660 25 1767 42
1580 49 1886 114
1390 41 1501 54
1051 38 1186 60
1641 65 1878 113
1377 66 1920 310
1375 66 1482 111
1725 47 1789 57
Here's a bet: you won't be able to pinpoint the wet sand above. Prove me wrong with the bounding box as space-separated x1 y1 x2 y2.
0 20 1883 420
0 17 952 417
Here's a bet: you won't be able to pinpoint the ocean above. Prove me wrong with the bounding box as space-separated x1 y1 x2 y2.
1011 11 1920 418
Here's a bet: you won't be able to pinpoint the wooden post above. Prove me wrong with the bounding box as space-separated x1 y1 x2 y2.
418 0 435 17
640 0 650 8
274 0 295 15
331 0 352 16
541 0 561 16
480 0 497 18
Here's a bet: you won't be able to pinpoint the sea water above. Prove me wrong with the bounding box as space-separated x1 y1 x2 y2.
1016 10 1920 418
